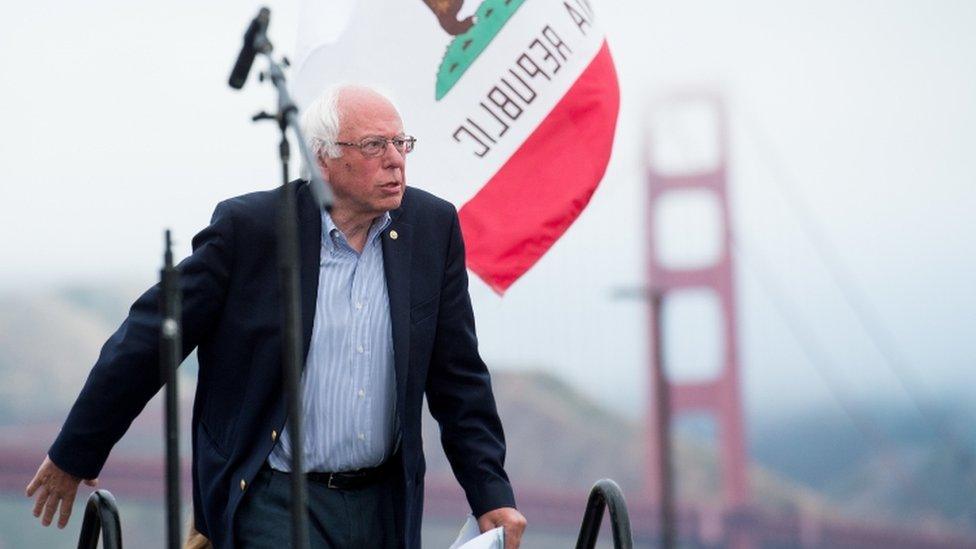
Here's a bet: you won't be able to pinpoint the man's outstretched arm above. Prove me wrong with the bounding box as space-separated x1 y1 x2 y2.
26 200 236 529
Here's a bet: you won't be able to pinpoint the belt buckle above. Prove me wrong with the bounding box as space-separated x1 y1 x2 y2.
327 473 338 489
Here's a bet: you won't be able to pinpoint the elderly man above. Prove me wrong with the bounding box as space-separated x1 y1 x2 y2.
26 84 526 548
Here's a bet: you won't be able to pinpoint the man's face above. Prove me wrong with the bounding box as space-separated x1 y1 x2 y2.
320 92 406 219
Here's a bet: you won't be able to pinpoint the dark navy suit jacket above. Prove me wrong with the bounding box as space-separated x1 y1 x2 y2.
49 181 516 548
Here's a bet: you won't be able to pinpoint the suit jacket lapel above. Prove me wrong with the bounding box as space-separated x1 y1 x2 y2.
297 181 321 363
382 208 412 413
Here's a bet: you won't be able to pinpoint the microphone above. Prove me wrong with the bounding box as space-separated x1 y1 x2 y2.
229 7 271 90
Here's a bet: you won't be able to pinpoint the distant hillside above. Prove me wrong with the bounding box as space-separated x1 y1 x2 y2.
0 292 114 420
752 404 976 533
0 283 191 423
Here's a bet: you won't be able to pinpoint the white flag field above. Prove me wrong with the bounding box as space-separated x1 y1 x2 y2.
293 0 619 293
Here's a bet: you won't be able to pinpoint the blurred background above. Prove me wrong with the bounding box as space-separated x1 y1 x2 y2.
1 0 974 547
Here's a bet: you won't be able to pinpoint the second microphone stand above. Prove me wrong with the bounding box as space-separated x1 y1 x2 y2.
250 25 333 549
230 8 334 549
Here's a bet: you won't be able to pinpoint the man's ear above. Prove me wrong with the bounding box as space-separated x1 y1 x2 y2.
317 155 332 181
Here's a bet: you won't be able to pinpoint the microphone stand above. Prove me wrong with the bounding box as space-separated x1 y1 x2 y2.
159 230 182 549
229 8 334 549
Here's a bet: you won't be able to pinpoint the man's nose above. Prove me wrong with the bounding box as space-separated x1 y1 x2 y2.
381 140 405 168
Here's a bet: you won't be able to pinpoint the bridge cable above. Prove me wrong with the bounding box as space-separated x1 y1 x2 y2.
738 105 976 480
734 240 938 509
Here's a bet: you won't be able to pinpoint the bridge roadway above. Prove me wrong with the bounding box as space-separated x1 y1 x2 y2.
2 444 975 549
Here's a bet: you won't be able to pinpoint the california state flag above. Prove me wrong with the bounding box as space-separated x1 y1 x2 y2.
293 0 619 293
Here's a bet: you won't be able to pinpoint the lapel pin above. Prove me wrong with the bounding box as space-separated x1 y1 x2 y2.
389 230 398 240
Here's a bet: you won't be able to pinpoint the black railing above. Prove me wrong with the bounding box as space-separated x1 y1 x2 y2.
575 479 634 549
77 490 122 549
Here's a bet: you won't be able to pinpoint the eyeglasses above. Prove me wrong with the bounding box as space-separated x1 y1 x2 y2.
334 135 417 157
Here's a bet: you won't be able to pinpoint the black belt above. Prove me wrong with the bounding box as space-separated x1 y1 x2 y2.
304 462 389 490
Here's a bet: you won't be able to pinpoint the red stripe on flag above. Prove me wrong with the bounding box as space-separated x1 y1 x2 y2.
459 40 620 294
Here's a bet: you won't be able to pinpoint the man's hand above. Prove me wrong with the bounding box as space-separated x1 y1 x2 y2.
477 507 526 549
25 455 98 529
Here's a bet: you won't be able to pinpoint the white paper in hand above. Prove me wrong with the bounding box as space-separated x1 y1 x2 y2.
448 514 504 549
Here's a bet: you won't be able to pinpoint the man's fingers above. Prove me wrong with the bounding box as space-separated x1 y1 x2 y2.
505 524 523 549
25 473 43 497
41 493 61 526
57 492 75 529
477 508 526 548
27 456 85 527
32 486 49 518
505 513 526 549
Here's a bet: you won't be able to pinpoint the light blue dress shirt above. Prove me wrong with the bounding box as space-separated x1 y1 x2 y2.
268 209 396 472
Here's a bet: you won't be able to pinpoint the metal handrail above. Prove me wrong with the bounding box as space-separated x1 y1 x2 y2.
77 489 123 549
575 479 634 549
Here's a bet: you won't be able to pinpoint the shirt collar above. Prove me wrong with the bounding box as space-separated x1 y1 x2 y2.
321 209 392 253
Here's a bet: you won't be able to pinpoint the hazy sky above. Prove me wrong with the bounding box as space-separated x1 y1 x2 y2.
2 0 974 425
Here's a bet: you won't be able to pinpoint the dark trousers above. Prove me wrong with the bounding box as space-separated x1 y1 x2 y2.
235 468 400 548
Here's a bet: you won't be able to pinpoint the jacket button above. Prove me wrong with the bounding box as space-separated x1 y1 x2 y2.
271 430 278 441
240 479 246 491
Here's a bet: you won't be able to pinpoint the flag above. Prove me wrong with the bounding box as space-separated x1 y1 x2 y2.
293 0 619 293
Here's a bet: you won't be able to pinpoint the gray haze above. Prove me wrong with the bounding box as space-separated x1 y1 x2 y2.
1 0 974 422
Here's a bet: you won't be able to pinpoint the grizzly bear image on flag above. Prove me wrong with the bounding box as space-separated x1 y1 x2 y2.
293 0 619 293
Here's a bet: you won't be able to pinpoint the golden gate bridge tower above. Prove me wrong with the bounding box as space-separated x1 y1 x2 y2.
645 92 753 548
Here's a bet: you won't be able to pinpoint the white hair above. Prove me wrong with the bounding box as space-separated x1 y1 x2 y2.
299 85 342 181
298 83 403 181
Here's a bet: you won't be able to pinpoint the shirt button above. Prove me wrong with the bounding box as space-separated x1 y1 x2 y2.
358 433 366 441
355 302 363 310
240 479 247 491
358 389 365 398
357 345 364 354
271 430 277 441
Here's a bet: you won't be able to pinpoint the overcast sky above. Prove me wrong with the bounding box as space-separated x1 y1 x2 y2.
2 0 974 425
